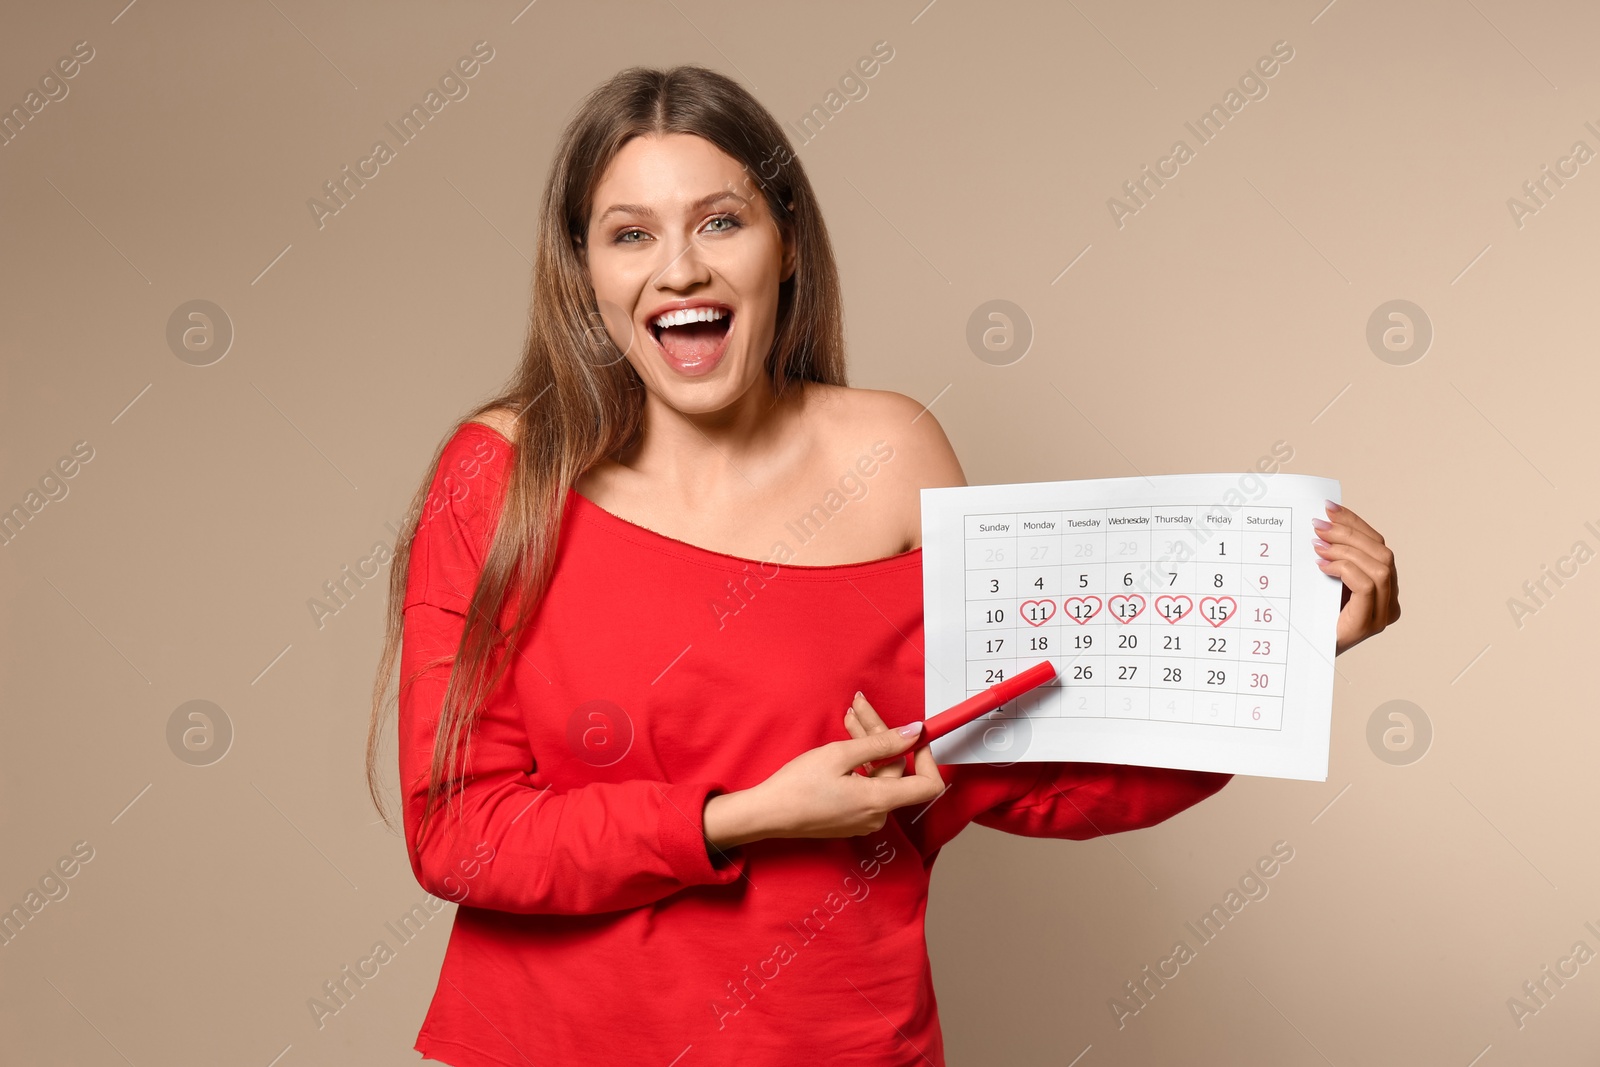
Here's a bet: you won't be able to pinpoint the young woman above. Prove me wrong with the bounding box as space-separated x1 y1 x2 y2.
366 65 1399 1066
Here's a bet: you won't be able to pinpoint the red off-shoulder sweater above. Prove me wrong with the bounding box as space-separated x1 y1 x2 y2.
397 421 1231 1066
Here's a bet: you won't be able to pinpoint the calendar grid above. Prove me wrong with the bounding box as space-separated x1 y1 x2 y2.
963 503 1294 731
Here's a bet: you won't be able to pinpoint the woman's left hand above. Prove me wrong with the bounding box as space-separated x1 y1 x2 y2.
1313 500 1401 655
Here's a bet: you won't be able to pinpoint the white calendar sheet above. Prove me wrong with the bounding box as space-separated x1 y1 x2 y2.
921 473 1343 781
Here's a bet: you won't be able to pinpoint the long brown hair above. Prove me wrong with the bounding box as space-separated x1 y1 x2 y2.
365 65 849 843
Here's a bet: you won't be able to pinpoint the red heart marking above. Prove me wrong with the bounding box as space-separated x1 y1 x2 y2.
1108 594 1146 624
1019 599 1056 627
1063 595 1102 624
1199 596 1237 627
1155 595 1192 623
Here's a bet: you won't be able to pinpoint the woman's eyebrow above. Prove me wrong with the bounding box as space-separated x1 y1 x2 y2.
595 190 748 225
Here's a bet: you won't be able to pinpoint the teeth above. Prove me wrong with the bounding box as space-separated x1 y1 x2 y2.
651 306 728 330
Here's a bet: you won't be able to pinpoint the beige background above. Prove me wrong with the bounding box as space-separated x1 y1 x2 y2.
3 0 1596 1063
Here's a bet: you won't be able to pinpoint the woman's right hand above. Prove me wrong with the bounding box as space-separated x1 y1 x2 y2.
702 692 945 847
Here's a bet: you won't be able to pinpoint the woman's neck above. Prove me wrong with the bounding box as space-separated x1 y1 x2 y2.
614 375 808 494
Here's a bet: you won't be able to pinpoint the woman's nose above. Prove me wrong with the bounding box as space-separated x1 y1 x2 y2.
649 233 713 291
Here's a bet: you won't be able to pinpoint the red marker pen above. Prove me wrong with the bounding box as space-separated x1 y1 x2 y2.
857 659 1056 775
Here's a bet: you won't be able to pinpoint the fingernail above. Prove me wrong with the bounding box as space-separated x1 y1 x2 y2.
1311 518 1332 531
1312 538 1331 549
897 720 923 738
1325 499 1341 512
854 690 863 702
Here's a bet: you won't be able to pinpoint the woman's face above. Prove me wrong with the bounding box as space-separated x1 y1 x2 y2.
582 133 794 413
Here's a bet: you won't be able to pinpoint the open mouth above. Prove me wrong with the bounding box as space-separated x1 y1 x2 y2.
648 306 734 370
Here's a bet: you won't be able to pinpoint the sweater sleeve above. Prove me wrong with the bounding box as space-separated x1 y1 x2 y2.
396 426 749 914
971 762 1232 838
906 759 1231 857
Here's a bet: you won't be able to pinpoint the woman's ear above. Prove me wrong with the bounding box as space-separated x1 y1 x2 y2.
780 218 797 282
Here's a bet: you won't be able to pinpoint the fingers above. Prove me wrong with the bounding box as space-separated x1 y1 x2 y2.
874 740 945 807
842 706 875 775
848 692 906 778
843 708 882 777
850 691 889 731
909 739 944 791
846 691 944 798
1312 507 1400 653
835 717 920 774
1316 502 1400 619
1314 525 1398 619
1316 517 1395 580
1317 555 1376 652
1313 539 1388 600
1324 500 1383 545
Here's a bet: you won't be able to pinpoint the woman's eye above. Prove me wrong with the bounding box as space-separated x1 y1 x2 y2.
613 217 737 243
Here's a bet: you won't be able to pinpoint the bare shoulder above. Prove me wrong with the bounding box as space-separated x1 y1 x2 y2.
810 384 966 488
804 383 966 550
465 406 519 442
